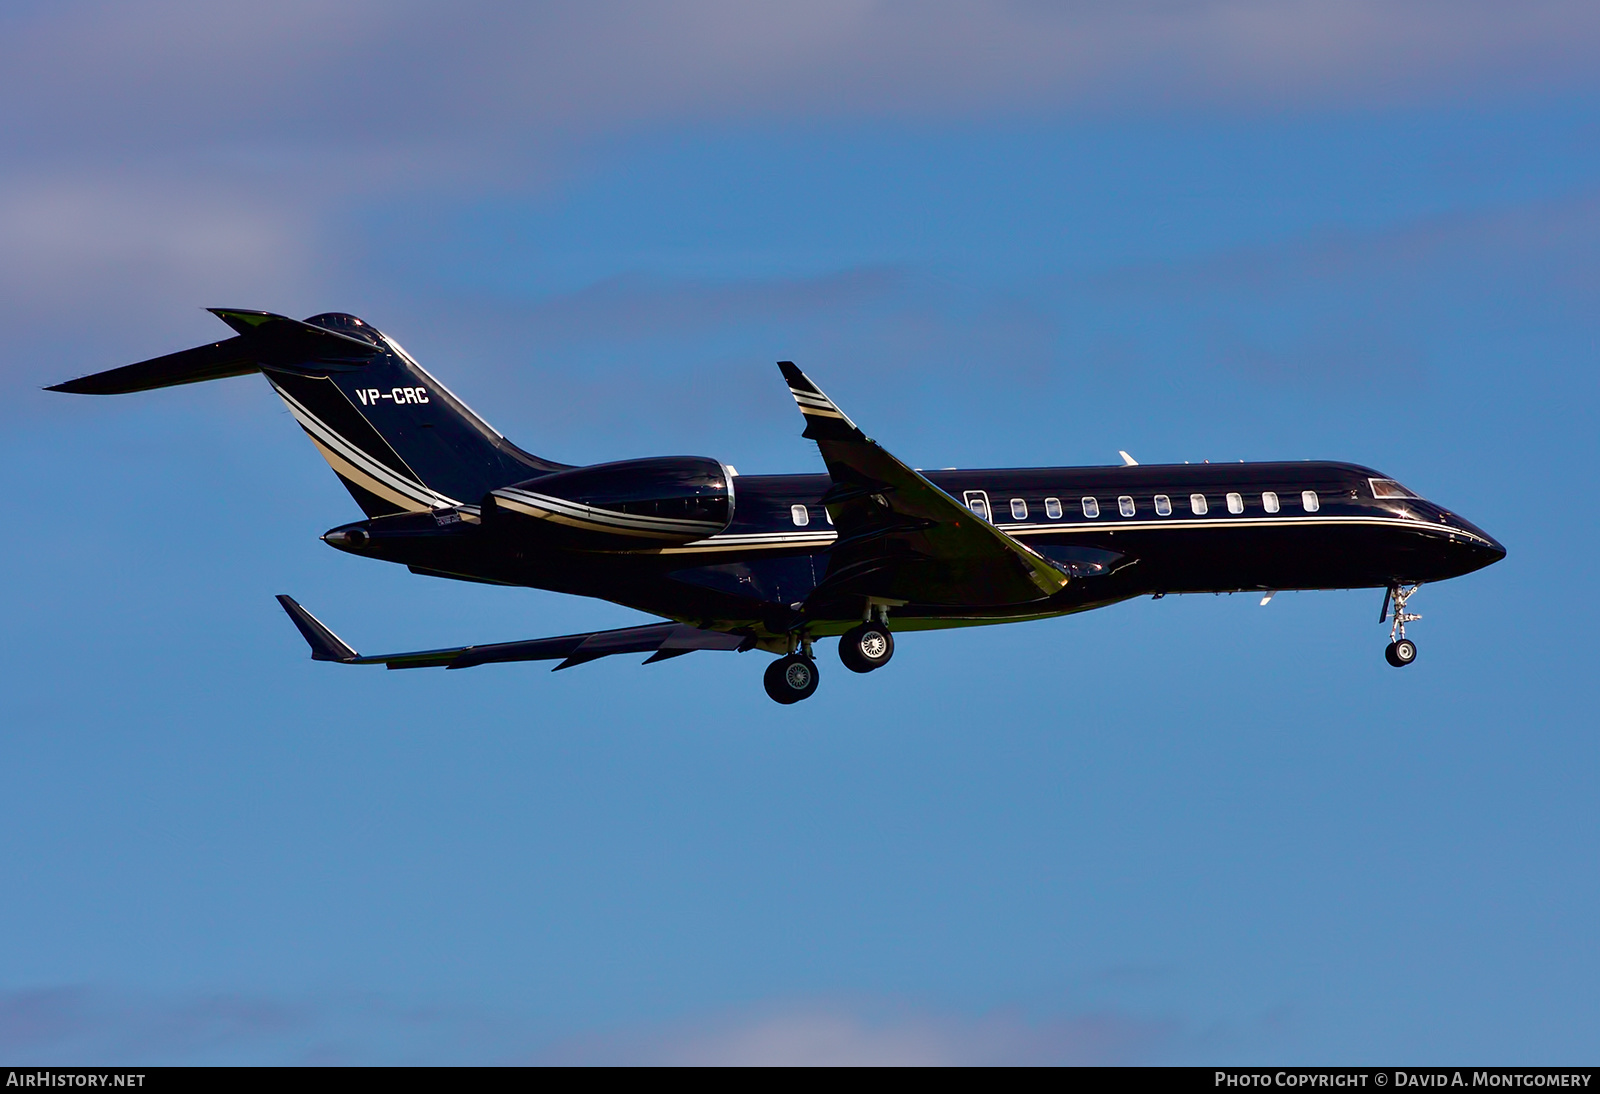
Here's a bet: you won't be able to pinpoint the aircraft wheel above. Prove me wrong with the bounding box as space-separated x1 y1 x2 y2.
764 654 820 703
1385 639 1418 667
838 623 895 674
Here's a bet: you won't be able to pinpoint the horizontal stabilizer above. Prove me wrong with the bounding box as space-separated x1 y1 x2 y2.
48 309 382 395
47 337 258 395
274 595 748 671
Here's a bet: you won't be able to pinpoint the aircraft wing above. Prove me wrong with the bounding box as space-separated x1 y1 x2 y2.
276 595 748 671
778 362 1069 609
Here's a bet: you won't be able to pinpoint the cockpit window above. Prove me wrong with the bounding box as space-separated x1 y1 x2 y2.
1369 478 1420 499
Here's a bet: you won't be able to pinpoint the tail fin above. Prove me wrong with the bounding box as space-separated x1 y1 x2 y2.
50 309 565 517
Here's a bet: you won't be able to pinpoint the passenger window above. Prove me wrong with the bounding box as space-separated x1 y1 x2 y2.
1302 490 1319 513
1262 491 1280 513
1082 497 1100 518
1226 492 1244 514
1044 497 1063 519
967 497 990 521
826 508 834 525
1118 495 1136 517
1010 498 1028 520
1154 494 1172 516
790 504 810 527
1190 494 1208 515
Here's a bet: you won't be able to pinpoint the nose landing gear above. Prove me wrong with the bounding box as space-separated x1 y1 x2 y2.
1381 584 1422 667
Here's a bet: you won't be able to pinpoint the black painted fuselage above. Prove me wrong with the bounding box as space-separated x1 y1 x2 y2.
332 460 1504 641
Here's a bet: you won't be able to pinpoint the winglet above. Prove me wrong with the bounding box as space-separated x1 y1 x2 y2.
276 595 358 662
778 361 865 442
1119 450 1139 466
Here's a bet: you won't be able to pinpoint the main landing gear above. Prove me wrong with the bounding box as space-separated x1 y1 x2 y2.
764 611 897 703
764 633 819 705
764 654 819 704
1381 584 1422 668
838 620 894 674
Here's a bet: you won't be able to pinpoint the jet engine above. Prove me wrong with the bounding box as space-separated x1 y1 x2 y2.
484 456 734 550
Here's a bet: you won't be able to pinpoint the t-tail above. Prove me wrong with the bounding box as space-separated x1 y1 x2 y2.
48 309 565 516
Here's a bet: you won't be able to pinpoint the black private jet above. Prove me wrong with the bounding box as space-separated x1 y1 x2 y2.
51 309 1506 704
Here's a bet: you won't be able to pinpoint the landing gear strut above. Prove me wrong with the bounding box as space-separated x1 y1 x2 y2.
1381 584 1421 668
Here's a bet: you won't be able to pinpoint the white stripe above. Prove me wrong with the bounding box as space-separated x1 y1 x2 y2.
272 383 458 509
273 383 439 503
497 489 721 531
659 531 839 554
992 513 1492 545
305 436 430 513
494 488 725 535
496 492 729 537
278 390 441 509
660 512 1486 556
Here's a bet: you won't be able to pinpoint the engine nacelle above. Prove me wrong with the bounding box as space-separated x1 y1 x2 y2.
484 456 734 549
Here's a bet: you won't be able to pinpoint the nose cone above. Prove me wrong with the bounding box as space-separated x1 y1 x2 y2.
1450 516 1506 575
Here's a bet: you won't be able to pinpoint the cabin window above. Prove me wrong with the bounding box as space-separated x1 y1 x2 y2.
1227 492 1244 514
1154 494 1172 516
1190 493 1208 515
1118 495 1136 517
1262 491 1280 514
1082 497 1100 518
1010 498 1028 521
1302 490 1320 513
825 508 834 525
1369 478 1420 499
966 493 990 521
1044 497 1063 519
790 504 810 527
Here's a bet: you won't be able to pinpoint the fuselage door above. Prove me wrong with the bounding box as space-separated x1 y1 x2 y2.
963 489 992 523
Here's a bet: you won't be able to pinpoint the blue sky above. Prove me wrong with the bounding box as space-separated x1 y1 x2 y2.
2 1 1597 1064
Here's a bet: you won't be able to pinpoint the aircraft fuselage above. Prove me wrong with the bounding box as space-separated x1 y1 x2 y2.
327 459 1504 641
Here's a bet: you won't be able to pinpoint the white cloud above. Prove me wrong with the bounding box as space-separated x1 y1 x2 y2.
0 178 304 299
540 1001 1173 1065
0 986 1174 1065
4 1 1598 160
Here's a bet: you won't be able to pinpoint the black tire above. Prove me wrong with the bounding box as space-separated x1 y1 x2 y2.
1385 639 1418 667
838 622 895 674
763 654 820 703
